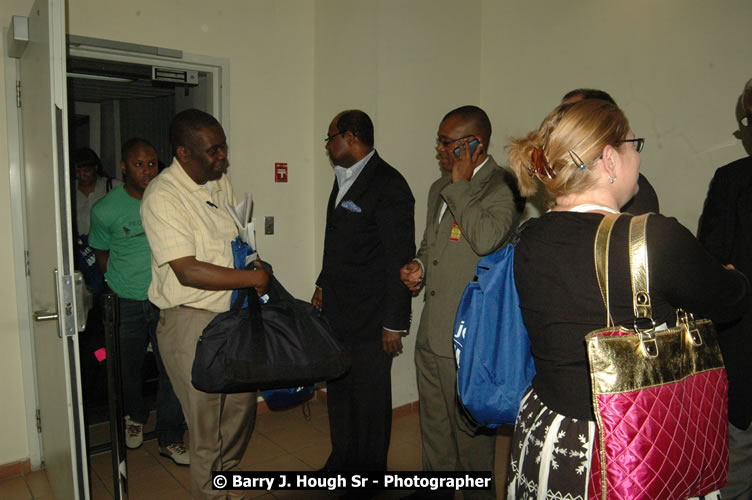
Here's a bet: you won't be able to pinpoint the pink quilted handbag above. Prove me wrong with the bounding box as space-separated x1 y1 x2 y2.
585 214 728 500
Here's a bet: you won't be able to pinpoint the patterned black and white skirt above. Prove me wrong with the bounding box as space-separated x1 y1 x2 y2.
506 387 721 500
507 387 596 499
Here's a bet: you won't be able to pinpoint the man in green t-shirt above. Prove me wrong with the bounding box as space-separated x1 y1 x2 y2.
89 138 188 466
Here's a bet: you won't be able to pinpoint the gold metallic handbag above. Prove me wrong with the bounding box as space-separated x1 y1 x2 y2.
585 213 728 500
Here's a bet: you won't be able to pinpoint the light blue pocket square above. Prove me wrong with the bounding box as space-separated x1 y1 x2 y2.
341 200 362 213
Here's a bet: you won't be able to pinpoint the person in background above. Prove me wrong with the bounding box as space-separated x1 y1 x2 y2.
73 148 123 295
312 110 415 494
505 98 749 498
141 109 270 499
399 105 524 500
89 138 188 465
697 77 752 500
561 88 659 215
73 147 121 236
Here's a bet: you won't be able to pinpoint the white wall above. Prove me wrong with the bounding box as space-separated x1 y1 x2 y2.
481 0 752 231
1 0 750 467
65 0 318 300
313 0 482 407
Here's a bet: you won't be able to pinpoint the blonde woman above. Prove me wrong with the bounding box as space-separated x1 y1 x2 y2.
504 99 750 499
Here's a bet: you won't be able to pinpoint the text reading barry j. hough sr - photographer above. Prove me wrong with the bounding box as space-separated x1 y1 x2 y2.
212 471 493 491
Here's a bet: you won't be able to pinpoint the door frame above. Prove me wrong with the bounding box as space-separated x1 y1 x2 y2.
3 32 42 470
5 32 229 469
67 35 230 128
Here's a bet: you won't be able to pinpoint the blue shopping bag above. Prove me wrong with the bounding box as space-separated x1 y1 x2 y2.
454 239 536 428
230 237 256 308
261 386 315 410
76 235 106 294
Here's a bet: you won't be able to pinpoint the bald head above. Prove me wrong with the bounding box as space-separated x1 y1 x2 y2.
334 109 374 147
441 105 492 145
170 108 222 154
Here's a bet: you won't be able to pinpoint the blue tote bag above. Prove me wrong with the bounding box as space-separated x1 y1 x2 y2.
230 236 256 308
261 386 315 410
453 240 535 428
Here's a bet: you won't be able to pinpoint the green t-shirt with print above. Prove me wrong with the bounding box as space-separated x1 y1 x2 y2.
89 185 151 300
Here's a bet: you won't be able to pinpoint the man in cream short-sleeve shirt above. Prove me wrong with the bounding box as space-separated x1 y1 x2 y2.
141 109 269 499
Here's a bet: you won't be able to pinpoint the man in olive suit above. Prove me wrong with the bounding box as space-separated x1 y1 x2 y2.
401 105 523 500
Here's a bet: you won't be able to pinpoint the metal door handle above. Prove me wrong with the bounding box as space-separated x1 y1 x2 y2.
34 311 59 321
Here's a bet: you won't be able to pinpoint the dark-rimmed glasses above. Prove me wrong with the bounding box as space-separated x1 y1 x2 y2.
325 131 345 144
616 138 645 153
436 134 474 148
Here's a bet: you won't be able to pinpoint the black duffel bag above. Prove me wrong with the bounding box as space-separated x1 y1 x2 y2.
191 273 351 393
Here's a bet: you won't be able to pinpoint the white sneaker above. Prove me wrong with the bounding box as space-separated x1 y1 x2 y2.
124 416 143 449
159 443 190 466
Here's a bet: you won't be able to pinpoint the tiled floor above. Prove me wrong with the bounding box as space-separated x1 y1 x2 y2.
0 398 512 499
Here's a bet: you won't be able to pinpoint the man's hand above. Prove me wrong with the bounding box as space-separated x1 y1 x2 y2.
400 261 423 292
93 248 110 275
451 137 484 183
252 260 271 296
311 286 323 311
382 328 403 356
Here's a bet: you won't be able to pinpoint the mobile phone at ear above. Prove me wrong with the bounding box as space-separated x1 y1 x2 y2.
454 139 480 158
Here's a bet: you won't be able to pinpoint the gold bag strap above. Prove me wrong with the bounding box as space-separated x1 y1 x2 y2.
593 213 621 327
594 213 654 328
628 213 660 358
628 214 652 319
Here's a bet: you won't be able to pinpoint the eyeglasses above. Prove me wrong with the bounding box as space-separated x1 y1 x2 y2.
616 138 645 153
205 143 228 156
325 131 345 144
436 135 474 148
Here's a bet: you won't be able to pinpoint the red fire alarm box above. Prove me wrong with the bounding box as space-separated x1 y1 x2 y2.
275 163 288 183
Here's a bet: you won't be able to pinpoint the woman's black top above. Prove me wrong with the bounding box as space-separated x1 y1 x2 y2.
514 212 750 421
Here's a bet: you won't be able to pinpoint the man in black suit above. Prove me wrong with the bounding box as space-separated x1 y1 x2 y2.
698 78 752 500
312 110 415 477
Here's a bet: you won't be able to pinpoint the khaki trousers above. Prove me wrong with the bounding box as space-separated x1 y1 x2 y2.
158 307 257 499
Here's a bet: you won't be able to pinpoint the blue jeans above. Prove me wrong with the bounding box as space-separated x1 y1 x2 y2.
119 298 185 445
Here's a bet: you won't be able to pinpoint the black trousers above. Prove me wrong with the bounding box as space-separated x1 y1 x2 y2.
325 340 393 471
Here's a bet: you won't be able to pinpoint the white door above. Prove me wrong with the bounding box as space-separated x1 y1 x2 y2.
19 0 89 498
